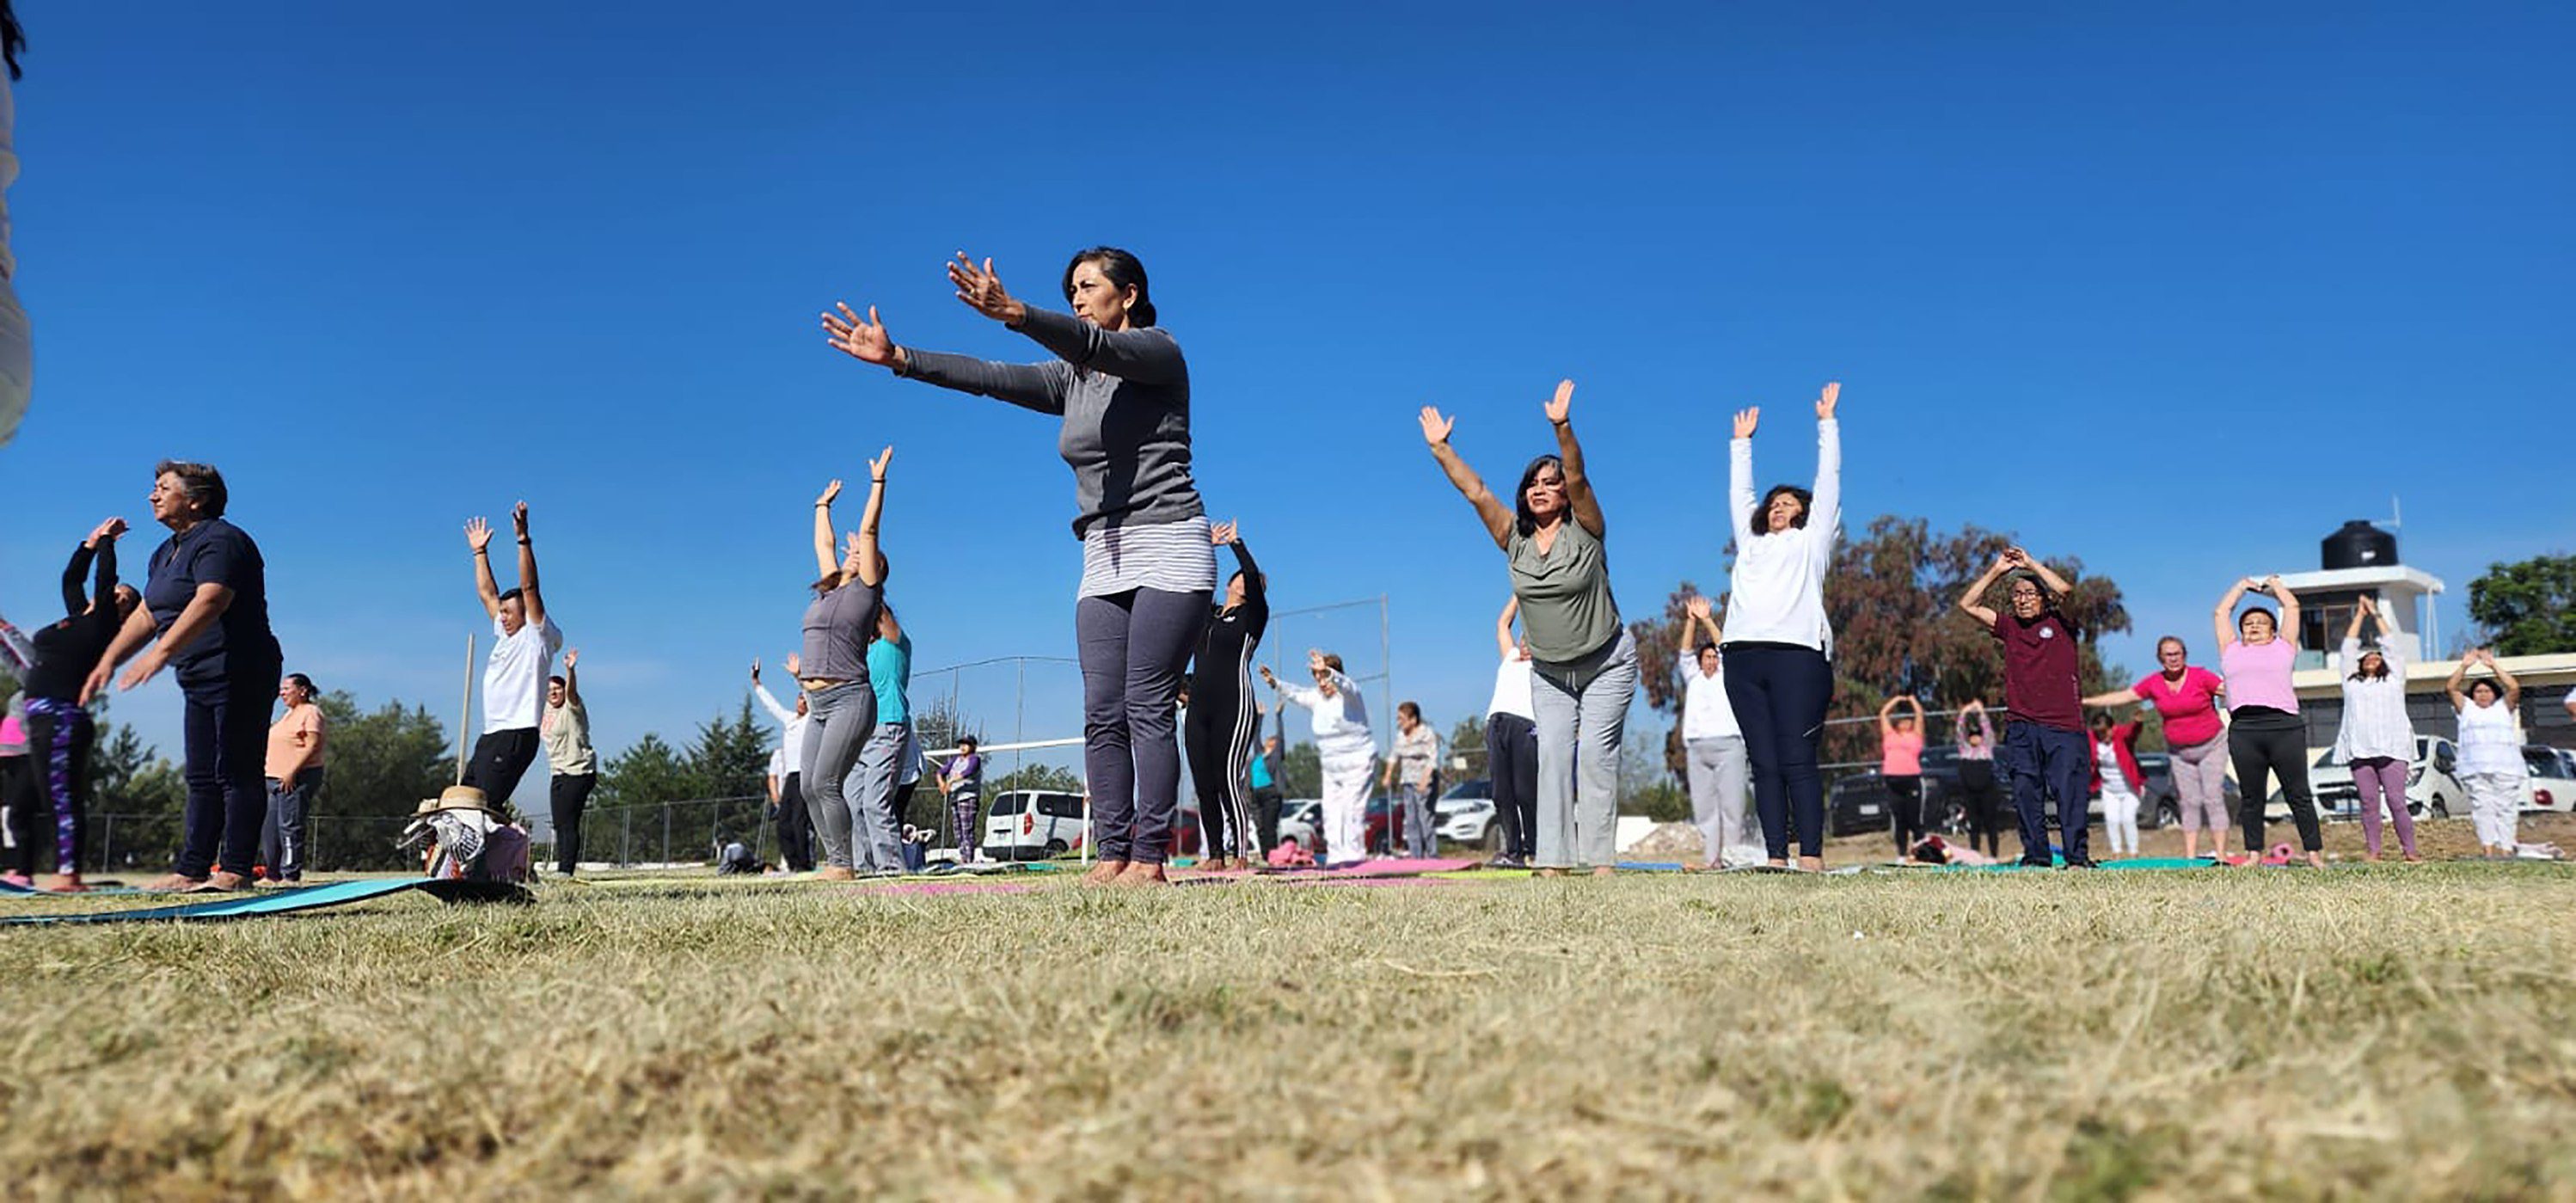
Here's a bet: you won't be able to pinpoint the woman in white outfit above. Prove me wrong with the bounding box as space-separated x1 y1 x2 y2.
1264 651 1375 866
2447 648 2525 857
1677 596 1755 868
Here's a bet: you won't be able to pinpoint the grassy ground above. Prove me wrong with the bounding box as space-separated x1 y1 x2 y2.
6 817 2576 1199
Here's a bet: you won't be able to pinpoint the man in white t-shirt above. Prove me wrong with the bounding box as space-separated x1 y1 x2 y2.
1679 596 1760 868
462 501 562 807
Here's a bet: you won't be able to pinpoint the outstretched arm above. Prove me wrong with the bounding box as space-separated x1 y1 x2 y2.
1544 381 1605 538
465 517 502 620
512 502 545 629
1956 555 2011 627
2082 687 2142 709
2445 654 2471 709
820 298 1070 415
2015 547 2074 599
853 448 892 588
61 540 95 617
79 606 160 704
2214 578 2254 652
2266 574 2300 646
1807 384 1842 563
812 480 843 582
561 648 582 709
948 253 1185 384
751 662 798 727
1728 408 1760 538
1420 407 1512 550
0 618 29 674
2489 651 2522 706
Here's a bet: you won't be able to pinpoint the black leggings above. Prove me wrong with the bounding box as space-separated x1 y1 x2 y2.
551 771 597 874
1 753 38 875
1183 674 1259 858
1076 587 1211 865
1886 775 1924 855
776 772 813 871
2230 712 2321 852
1486 713 1538 860
1722 643 1834 859
1956 762 2003 857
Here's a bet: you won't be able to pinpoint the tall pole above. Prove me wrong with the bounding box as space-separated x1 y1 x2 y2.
457 632 475 786
1379 593 1394 856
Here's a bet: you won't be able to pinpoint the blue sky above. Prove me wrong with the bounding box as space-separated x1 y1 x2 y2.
3 2 2569 801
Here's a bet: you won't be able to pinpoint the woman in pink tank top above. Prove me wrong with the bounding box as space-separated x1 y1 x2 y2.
1877 695 1927 857
2217 575 2322 868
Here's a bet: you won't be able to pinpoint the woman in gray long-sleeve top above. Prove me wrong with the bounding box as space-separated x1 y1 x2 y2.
823 248 1214 887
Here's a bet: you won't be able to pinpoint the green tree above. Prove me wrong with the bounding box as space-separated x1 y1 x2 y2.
598 732 695 808
1277 740 1322 798
1444 715 1487 783
2469 554 2576 656
987 763 1083 795
687 698 772 844
307 691 454 870
88 721 185 872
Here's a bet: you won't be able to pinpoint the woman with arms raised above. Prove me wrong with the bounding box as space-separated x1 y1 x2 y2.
1420 381 1635 875
1724 386 1842 870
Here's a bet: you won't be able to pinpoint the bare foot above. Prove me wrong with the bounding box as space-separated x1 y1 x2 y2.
2306 852 2326 868
140 873 208 893
42 874 87 893
2364 852 2382 862
189 871 253 893
1796 856 1824 873
1590 865 1615 877
1766 858 1789 870
1083 860 1128 885
1535 867 1566 878
1113 862 1169 887
2403 853 2424 863
816 865 856 881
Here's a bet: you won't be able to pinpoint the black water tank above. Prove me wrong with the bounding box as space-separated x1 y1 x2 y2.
2322 520 2397 570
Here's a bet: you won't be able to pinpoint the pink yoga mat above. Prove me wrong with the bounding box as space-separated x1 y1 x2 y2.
852 881 1039 897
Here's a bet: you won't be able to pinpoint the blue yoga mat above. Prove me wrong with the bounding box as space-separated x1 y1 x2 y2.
0 877 529 926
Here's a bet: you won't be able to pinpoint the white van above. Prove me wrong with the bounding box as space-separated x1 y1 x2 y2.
981 790 1088 862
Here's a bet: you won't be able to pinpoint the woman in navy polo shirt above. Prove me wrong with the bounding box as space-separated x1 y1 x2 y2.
83 460 282 892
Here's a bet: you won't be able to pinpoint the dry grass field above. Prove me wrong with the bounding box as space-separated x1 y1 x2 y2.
6 814 2576 1200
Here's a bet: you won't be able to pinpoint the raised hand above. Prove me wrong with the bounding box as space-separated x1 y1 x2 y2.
463 517 494 553
1816 382 1841 420
820 302 898 366
816 479 843 508
751 658 762 682
512 501 531 541
1209 519 1238 546
1307 649 1328 674
1544 379 1575 426
868 446 894 482
844 531 866 559
1418 406 1456 446
1685 595 1713 621
1259 665 1280 687
947 252 1025 324
87 517 130 547
1733 408 1759 439
2264 574 2286 594
2358 595 2377 617
2006 545 2033 566
563 648 580 670
784 653 801 678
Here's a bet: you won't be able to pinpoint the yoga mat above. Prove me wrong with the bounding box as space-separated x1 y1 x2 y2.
0 879 144 897
851 880 1039 897
0 877 529 926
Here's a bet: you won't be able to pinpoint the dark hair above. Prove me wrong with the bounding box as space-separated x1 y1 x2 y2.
285 672 316 697
959 736 978 753
2468 678 2502 703
1695 641 1718 659
1512 455 1564 537
2005 571 2051 605
1063 247 1156 328
1398 701 1420 721
2156 635 2188 658
499 587 525 605
548 675 567 688
3 2 23 81
2089 711 2113 732
1750 485 1812 538
2238 605 2278 633
2349 645 2389 682
1320 652 1346 674
154 459 229 519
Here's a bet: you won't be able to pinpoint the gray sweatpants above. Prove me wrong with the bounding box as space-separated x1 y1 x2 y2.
1076 587 1210 865
797 681 876 871
1530 627 1640 868
850 720 911 872
1685 735 1756 868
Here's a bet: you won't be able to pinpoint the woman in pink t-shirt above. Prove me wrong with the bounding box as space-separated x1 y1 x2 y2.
1876 695 1926 857
2084 635 2230 859
2217 575 2321 868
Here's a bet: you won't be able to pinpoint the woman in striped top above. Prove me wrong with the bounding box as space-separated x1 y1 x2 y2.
824 249 1213 886
2334 597 2419 862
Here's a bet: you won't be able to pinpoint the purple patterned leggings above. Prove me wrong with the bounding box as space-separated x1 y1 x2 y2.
21 698 93 873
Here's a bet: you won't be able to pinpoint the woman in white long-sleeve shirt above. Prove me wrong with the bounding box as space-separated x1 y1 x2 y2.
1263 650 1375 867
2448 648 2525 858
751 656 815 872
2332 597 2419 862
1723 384 1842 870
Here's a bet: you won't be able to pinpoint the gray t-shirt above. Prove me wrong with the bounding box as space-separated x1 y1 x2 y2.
898 306 1204 541
799 579 880 684
1508 521 1619 664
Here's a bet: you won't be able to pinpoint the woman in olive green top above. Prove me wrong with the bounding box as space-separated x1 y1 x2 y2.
1420 380 1635 874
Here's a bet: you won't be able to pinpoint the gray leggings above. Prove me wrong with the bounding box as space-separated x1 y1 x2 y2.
1529 628 1640 868
1077 587 1211 865
798 681 877 870
851 721 911 872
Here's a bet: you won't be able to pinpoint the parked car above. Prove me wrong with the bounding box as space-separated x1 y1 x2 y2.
2524 746 2576 813
1433 777 1497 850
1274 793 1403 858
1829 746 1963 837
982 790 1087 861
2272 735 2461 823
